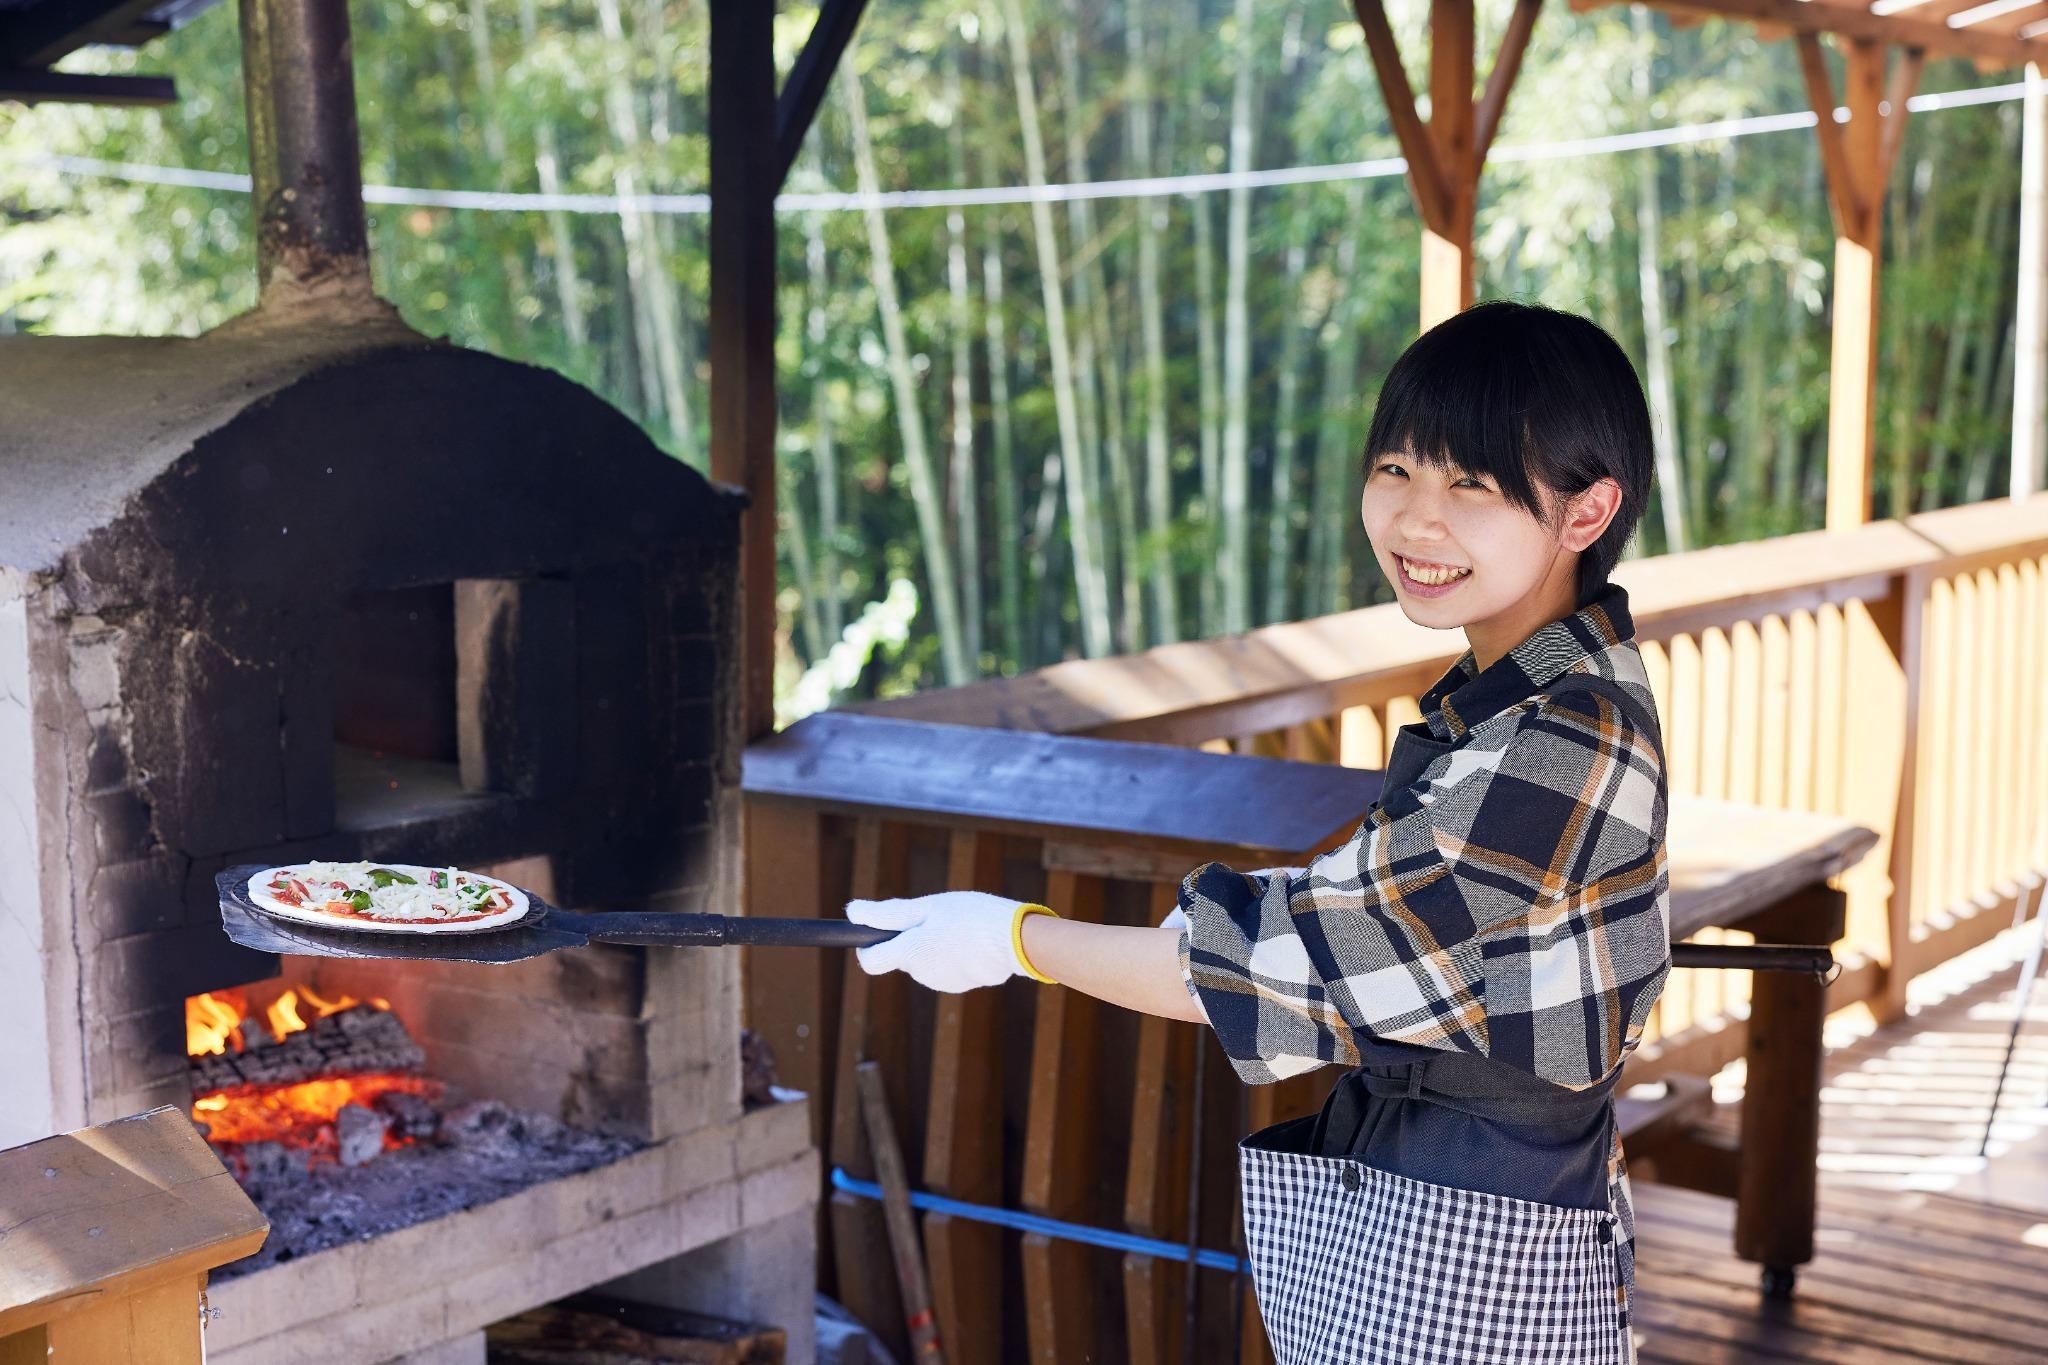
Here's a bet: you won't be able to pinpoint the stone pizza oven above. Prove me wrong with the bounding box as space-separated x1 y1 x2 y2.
0 319 817 1360
0 318 742 1134
0 2 816 1356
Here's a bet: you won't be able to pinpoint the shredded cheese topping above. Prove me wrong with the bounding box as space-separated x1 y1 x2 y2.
268 862 514 921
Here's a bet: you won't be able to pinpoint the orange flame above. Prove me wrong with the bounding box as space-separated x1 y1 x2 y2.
187 991 245 1056
186 984 393 1058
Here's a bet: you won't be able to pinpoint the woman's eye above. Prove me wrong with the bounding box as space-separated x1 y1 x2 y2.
1376 462 1407 477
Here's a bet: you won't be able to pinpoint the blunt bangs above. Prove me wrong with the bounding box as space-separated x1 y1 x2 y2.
1361 300 1655 603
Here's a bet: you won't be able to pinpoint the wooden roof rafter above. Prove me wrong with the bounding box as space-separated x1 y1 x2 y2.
1796 33 1924 241
1569 0 2044 69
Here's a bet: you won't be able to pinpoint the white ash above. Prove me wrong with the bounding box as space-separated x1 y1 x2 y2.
209 1095 640 1281
334 1103 387 1167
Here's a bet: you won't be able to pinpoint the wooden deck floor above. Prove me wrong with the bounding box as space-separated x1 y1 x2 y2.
1631 921 2048 1362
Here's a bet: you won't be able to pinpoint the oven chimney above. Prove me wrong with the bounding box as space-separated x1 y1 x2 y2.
236 0 377 310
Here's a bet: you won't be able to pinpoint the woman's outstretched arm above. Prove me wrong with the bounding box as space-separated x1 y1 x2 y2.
1020 917 1209 1023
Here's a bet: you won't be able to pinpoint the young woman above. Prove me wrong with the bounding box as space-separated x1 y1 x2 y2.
846 300 1671 1364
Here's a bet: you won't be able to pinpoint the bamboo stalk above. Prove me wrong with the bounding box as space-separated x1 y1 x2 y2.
842 61 972 685
998 0 1114 657
1127 0 1180 646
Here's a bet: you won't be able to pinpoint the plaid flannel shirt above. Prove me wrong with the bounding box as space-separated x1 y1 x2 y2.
1177 582 1671 1092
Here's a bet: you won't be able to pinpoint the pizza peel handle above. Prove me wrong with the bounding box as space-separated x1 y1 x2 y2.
578 913 895 950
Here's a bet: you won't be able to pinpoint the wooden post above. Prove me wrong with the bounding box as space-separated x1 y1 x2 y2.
2017 61 2048 500
1733 882 1846 1294
709 0 780 742
1351 0 1540 332
1797 34 1922 531
0 1108 268 1364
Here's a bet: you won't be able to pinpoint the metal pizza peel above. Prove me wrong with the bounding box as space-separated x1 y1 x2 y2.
218 865 1831 972
216 864 891 964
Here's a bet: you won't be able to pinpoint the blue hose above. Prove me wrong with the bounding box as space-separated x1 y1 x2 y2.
828 1166 1252 1274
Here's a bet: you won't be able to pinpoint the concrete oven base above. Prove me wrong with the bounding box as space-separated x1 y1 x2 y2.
377 1331 485 1365
204 1097 815 1365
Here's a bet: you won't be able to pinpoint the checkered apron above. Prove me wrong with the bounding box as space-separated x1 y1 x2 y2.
1241 1126 1631 1364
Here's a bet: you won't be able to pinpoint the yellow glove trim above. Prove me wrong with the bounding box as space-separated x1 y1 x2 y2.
1012 902 1060 984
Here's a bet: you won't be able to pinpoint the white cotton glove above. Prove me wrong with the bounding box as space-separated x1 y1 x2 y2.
847 890 1055 993
1157 866 1301 931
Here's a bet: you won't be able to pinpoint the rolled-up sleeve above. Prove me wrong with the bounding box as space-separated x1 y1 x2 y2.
1177 688 1671 1091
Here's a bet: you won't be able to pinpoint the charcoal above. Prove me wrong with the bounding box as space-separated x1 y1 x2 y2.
740 1028 779 1109
212 1105 643 1282
373 1089 440 1141
335 1103 388 1167
241 1141 298 1181
442 1098 513 1144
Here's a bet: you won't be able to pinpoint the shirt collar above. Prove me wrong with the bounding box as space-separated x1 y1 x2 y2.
1416 580 1634 741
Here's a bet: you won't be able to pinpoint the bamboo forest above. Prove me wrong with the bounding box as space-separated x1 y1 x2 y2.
0 1 2028 720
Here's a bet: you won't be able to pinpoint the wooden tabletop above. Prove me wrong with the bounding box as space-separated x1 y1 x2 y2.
744 710 1383 859
1665 796 1878 942
746 712 1878 937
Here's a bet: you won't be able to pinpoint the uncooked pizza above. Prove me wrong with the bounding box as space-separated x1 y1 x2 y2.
247 861 529 934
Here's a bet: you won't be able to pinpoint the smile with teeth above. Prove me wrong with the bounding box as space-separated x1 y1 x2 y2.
1399 555 1471 586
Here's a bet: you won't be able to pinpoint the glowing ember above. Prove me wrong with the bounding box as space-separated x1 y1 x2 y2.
194 1072 443 1152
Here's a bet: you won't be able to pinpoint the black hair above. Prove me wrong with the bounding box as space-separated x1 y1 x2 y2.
1361 299 1655 609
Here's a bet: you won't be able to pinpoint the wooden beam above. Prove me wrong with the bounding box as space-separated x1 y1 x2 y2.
1970 0 2048 35
1877 45 1925 185
0 0 167 67
1475 0 1543 167
1796 33 1862 236
1350 0 1451 227
1569 0 2042 68
1423 0 1477 327
774 0 871 186
708 0 780 741
0 68 173 105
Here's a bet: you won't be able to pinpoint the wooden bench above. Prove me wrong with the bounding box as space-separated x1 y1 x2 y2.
0 1107 268 1364
741 711 1876 1357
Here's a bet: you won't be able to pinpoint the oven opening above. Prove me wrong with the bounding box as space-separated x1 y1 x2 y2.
332 583 469 826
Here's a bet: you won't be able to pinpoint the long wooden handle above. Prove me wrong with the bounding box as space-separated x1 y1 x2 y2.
857 1060 945 1363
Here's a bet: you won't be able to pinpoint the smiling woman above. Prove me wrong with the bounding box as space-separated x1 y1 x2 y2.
846 299 1670 1365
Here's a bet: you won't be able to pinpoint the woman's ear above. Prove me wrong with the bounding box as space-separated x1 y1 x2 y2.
1559 477 1623 553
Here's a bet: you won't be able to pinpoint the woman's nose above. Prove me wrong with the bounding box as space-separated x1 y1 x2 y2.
1394 490 1450 539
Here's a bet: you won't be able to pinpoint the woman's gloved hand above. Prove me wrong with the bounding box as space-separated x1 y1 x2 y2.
846 890 1058 993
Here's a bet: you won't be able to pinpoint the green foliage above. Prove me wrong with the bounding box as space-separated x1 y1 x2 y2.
0 0 2025 708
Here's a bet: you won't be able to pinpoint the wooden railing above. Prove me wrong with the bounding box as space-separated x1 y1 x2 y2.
853 494 2048 1062
746 493 2048 1360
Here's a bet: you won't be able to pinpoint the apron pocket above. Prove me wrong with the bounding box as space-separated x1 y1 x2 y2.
1241 1126 1627 1365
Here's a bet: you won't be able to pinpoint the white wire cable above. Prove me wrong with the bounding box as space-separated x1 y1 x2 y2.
10 79 2027 217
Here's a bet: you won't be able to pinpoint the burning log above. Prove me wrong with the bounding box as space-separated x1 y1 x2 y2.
190 1002 424 1096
